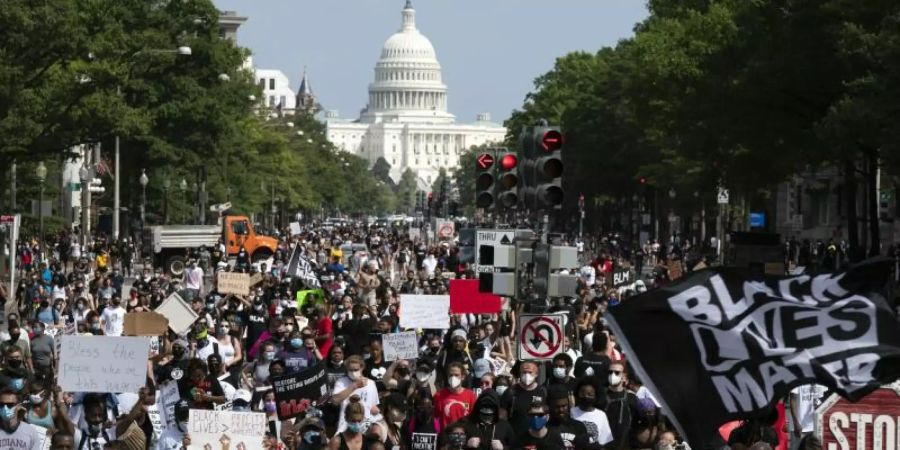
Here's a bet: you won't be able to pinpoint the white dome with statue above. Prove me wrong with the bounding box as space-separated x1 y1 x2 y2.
362 0 455 124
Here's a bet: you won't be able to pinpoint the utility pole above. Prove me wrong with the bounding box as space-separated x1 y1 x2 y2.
10 160 15 212
113 86 121 240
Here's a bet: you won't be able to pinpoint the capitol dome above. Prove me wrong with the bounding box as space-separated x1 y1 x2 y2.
362 0 455 124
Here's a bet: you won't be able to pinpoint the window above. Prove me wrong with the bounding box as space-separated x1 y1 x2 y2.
258 79 265 89
269 78 275 90
268 96 275 106
393 159 397 165
279 95 286 107
231 220 249 236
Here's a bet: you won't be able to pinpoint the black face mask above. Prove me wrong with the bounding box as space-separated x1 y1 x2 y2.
8 334 19 342
578 396 595 409
172 348 185 359
7 359 22 368
478 410 495 424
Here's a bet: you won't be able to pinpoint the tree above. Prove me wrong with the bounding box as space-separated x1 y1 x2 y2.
372 157 394 186
396 169 418 214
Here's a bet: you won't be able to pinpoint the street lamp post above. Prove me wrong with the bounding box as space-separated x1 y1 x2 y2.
180 178 187 224
35 162 47 258
79 165 90 247
113 46 191 241
139 169 149 228
163 178 171 224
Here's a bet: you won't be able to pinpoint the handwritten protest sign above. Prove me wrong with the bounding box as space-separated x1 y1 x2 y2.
382 331 419 361
217 271 250 295
187 409 266 450
59 336 149 393
399 295 449 329
272 362 328 420
411 433 438 450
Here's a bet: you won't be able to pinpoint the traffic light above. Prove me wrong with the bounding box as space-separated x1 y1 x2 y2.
495 152 519 209
520 125 564 210
475 150 497 208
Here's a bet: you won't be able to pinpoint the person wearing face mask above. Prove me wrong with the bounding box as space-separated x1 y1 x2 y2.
28 321 55 383
509 401 565 450
243 342 276 389
206 355 237 401
295 416 327 450
0 347 33 394
366 393 407 449
437 330 474 387
604 362 640 450
155 400 191 450
99 296 126 336
277 331 318 374
402 392 439 447
546 386 599 450
450 389 513 450
210 320 242 376
156 339 191 383
545 354 575 393
570 378 614 448
328 397 367 450
499 361 545 431
23 381 67 432
0 323 32 372
331 356 381 434
0 388 40 449
177 359 226 409
433 363 475 428
64 393 131 450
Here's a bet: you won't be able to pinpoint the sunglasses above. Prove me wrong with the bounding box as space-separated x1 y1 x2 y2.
609 370 622 375
0 402 17 408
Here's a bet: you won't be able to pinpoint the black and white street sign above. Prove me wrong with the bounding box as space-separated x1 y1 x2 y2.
518 314 566 360
475 228 515 273
717 187 730 205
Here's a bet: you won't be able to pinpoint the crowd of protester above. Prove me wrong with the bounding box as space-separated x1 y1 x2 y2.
0 222 829 450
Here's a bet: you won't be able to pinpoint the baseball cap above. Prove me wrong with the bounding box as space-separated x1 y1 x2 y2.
473 358 491 378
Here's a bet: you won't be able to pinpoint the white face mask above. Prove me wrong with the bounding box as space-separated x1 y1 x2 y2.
520 373 535 386
448 376 462 389
553 367 567 379
348 370 362 381
416 371 430 382
495 385 508 396
609 373 622 386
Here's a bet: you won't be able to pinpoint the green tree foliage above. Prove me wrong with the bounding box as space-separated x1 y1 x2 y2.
1 0 405 221
395 169 418 214
498 0 900 256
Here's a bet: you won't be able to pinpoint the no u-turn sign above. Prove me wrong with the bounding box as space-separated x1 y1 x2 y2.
518 314 566 360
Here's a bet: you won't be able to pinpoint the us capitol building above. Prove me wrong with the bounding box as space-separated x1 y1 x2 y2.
325 1 506 187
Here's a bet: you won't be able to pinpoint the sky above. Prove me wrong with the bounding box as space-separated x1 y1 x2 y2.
213 0 649 124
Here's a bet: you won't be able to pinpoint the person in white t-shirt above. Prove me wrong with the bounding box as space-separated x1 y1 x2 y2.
422 254 438 277
579 264 597 286
789 384 827 449
99 298 126 336
184 260 204 301
330 356 381 433
0 389 41 450
570 380 614 446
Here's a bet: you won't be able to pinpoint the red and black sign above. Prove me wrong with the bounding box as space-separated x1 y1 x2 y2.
271 362 329 420
817 384 900 450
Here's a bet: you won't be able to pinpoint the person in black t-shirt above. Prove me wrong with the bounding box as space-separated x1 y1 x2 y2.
547 386 600 450
499 361 546 431
510 400 566 450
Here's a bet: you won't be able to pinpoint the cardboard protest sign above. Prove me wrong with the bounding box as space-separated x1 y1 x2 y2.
187 409 266 450
411 433 438 450
382 331 419 361
399 295 450 329
217 271 250 295
124 311 169 336
59 336 149 393
449 279 501 314
271 362 329 420
609 268 633 288
154 292 197 335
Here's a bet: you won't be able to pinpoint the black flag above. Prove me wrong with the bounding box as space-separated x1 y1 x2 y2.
606 258 900 448
286 244 321 288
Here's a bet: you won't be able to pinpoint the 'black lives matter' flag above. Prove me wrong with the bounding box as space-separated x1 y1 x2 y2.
606 258 900 448
286 245 320 288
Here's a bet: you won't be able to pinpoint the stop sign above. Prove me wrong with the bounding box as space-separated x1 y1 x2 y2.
816 383 900 450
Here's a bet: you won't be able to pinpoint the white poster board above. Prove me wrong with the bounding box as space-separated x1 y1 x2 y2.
382 331 419 361
187 409 266 450
289 221 302 236
399 295 449 329
58 336 150 393
154 292 197 335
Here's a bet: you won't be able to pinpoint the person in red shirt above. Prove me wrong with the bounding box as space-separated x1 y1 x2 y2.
433 362 476 428
313 304 333 357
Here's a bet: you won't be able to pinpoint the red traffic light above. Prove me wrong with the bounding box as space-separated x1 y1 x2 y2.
541 130 563 151
500 153 518 171
476 153 495 170
638 176 647 184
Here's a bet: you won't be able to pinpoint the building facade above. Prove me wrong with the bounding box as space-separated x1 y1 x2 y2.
325 1 506 186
